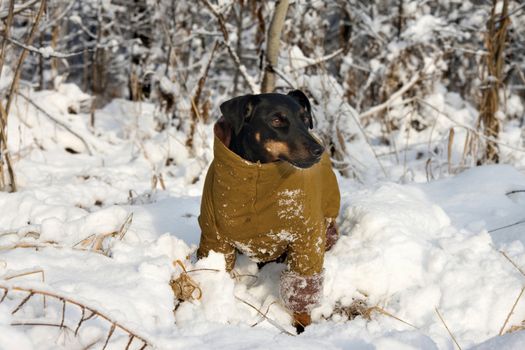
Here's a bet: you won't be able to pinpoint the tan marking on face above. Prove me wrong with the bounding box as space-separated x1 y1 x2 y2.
255 132 261 142
263 140 291 160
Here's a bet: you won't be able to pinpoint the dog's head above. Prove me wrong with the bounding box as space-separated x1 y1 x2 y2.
220 90 324 169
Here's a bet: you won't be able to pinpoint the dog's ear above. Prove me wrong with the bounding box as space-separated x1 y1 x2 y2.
287 90 313 129
220 95 255 135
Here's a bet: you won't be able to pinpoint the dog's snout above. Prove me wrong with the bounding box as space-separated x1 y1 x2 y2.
310 143 324 158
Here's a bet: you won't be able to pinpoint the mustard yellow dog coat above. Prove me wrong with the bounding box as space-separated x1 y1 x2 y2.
198 122 340 281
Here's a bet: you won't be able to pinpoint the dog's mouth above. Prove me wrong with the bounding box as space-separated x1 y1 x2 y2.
280 155 322 169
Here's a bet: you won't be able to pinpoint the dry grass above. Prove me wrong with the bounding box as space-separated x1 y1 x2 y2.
330 298 418 330
447 128 455 174
499 286 525 335
170 260 203 302
0 213 133 257
71 213 133 255
495 248 525 336
476 0 510 164
435 307 462 350
331 299 370 320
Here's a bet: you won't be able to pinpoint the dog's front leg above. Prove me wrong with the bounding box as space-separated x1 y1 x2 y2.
280 271 323 333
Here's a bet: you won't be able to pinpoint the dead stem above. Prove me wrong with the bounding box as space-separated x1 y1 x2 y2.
125 334 135 350
499 286 525 335
0 284 152 347
235 295 295 336
497 249 525 278
367 306 419 329
11 291 34 314
102 323 116 350
435 307 462 350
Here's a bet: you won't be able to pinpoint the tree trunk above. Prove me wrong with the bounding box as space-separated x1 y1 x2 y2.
261 0 289 93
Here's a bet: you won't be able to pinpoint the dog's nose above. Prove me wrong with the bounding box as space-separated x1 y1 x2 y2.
310 143 324 158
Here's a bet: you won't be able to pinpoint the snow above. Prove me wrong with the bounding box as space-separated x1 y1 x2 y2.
1 84 525 349
403 15 446 43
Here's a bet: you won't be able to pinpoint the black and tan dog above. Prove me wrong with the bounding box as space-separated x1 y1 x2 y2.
197 90 340 332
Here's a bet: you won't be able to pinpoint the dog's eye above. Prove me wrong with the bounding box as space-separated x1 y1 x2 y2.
271 115 288 128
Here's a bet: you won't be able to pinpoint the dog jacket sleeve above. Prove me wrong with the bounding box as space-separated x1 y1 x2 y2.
197 164 237 270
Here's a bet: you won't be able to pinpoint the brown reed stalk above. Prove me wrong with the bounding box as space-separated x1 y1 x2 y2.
477 0 510 164
435 307 462 350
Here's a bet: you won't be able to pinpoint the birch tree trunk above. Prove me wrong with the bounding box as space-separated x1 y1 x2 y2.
261 0 289 93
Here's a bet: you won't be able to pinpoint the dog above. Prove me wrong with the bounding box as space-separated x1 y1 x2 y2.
197 90 341 333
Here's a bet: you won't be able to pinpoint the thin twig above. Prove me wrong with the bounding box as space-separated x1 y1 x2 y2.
447 128 455 174
11 291 34 314
0 290 8 303
0 103 17 192
16 92 93 155
489 219 525 233
497 249 525 278
102 323 116 350
75 308 96 336
368 306 419 329
272 67 295 89
506 190 525 196
199 0 259 93
60 299 66 328
0 284 152 346
5 0 46 118
11 321 73 332
0 33 87 58
497 3 525 23
0 0 39 19
0 0 15 82
359 68 422 120
417 98 525 154
289 48 344 72
4 269 46 309
250 301 276 327
499 286 525 335
125 334 135 350
435 308 462 350
235 295 295 336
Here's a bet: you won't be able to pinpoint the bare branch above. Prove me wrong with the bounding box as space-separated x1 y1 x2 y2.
417 98 525 154
16 92 94 156
102 323 116 350
289 48 344 72
199 0 259 94
499 286 525 335
435 308 462 350
0 103 17 192
0 33 87 59
11 292 34 314
0 0 39 20
0 0 15 81
235 295 295 336
359 70 422 120
0 284 153 347
5 0 47 118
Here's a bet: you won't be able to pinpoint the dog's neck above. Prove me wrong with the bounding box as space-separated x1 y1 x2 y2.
229 130 260 163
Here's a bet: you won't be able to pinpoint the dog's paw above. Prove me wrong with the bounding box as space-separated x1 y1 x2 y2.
293 312 311 334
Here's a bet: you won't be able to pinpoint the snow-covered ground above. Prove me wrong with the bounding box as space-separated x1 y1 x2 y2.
1 84 525 349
